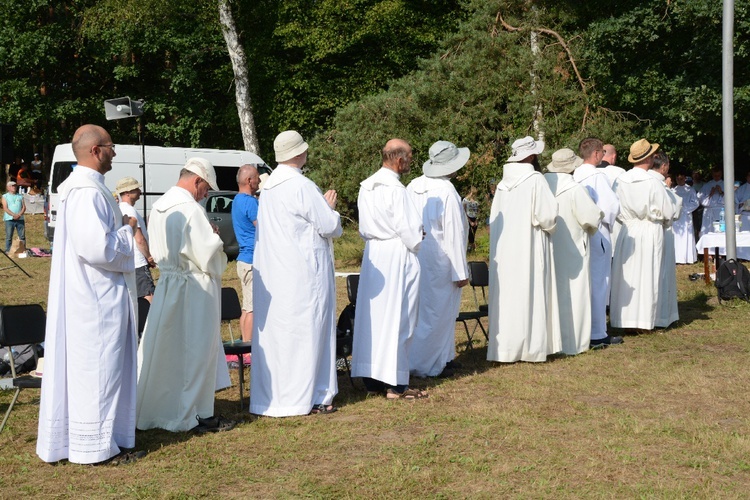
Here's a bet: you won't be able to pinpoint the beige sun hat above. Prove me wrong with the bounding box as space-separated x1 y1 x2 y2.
507 136 545 162
628 138 660 163
184 157 219 190
114 176 142 195
546 148 584 174
274 130 309 163
423 140 470 178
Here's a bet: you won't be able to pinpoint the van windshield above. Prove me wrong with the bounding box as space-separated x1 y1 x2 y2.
51 162 76 193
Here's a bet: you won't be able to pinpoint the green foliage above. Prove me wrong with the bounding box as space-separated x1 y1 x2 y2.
580 0 750 171
308 0 635 215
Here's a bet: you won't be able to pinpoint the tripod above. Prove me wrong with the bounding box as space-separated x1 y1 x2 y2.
0 248 32 278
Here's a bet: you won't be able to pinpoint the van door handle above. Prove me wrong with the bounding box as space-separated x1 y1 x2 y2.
209 217 222 222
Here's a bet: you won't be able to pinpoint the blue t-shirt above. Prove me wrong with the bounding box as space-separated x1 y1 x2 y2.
232 192 258 264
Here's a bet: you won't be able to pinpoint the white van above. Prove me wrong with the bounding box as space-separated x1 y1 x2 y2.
45 144 269 241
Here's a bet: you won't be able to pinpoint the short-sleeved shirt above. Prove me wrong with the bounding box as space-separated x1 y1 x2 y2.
463 198 479 219
2 193 24 221
119 202 149 268
232 193 258 264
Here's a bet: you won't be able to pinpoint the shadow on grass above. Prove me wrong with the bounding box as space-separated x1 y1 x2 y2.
610 290 714 337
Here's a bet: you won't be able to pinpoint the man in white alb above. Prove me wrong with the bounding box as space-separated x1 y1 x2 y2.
610 139 676 331
137 158 233 433
574 137 622 347
487 136 560 362
250 131 342 416
407 141 469 378
37 124 141 465
351 139 427 399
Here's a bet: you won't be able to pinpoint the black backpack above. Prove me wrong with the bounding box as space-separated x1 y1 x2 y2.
715 259 750 302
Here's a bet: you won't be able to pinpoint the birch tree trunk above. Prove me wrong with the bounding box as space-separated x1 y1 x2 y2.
218 0 260 154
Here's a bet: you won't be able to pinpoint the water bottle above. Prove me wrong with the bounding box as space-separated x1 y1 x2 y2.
720 207 726 232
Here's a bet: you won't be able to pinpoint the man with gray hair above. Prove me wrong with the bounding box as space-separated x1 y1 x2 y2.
232 164 260 347
136 158 233 433
351 138 427 399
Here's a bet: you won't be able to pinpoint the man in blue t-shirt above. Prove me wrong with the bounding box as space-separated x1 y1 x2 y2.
232 164 261 347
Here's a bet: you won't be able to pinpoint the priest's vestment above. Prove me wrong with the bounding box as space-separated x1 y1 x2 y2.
249 165 342 417
487 163 559 362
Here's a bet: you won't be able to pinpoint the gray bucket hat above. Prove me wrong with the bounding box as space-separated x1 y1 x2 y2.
423 141 470 178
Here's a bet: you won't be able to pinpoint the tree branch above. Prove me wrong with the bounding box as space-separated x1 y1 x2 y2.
495 11 590 129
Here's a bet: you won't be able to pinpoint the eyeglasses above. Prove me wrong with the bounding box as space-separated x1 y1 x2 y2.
97 144 116 150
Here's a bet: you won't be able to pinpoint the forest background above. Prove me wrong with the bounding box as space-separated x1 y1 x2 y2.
1 0 749 217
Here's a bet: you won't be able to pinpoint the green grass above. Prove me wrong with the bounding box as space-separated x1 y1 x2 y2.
2 217 750 497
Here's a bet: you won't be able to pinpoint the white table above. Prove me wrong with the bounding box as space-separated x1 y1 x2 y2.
696 231 750 284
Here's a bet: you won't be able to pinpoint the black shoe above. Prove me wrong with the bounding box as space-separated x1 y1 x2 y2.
445 360 463 369
436 366 455 378
194 414 236 433
589 335 624 349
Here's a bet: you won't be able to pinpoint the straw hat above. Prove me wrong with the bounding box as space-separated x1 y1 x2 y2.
546 148 583 174
114 176 142 195
423 141 470 178
628 139 660 163
507 136 545 162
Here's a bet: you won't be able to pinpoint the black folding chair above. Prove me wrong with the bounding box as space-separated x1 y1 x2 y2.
220 287 251 410
456 261 489 349
221 287 243 343
0 304 45 433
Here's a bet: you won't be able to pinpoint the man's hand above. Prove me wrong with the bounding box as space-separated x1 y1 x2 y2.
123 215 137 229
211 222 220 235
455 279 469 288
665 177 673 188
324 190 337 209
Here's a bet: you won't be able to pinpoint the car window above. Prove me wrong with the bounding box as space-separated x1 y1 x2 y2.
207 195 234 213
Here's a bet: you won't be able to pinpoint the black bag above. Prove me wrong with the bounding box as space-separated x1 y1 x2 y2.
336 304 355 357
715 259 750 302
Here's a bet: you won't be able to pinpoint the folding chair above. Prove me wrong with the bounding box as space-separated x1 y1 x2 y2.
456 261 489 349
336 274 359 386
0 304 45 433
221 287 243 342
220 287 251 409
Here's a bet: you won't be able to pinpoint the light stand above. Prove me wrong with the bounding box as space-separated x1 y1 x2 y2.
0 248 32 278
104 97 146 218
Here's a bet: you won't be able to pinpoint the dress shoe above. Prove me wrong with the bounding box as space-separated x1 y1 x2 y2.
589 335 624 349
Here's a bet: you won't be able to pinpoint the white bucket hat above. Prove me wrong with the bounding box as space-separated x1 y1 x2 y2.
507 136 545 162
546 148 583 174
184 157 219 190
423 141 470 178
114 176 142 195
274 130 309 163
